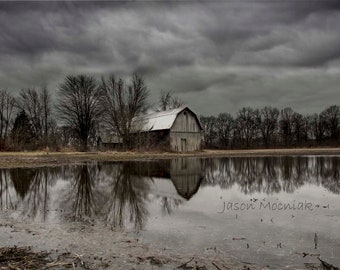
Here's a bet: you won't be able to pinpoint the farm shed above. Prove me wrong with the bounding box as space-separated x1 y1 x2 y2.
133 107 203 152
97 132 122 150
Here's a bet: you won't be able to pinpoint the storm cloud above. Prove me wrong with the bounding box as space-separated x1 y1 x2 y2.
0 1 340 115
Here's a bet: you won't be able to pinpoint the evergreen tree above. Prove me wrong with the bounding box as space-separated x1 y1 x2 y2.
11 110 35 149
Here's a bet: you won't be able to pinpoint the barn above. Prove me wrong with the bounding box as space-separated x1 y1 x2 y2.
133 107 203 152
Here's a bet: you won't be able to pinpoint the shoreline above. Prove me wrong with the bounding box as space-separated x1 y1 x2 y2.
0 147 340 168
0 214 267 270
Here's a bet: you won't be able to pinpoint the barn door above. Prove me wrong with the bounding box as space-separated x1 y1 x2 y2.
181 138 187 152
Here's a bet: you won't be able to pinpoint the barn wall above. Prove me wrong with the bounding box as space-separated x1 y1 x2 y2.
170 109 202 152
170 132 202 152
171 110 201 132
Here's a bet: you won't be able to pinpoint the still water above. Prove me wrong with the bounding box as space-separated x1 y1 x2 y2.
1 156 340 269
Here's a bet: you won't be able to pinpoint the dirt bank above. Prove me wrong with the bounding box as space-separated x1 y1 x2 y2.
0 148 340 168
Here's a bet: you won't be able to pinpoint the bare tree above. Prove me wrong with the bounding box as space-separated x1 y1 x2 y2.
199 104 340 148
200 116 217 147
57 75 104 151
235 107 259 148
308 114 325 143
40 86 52 145
320 105 340 140
100 73 149 149
0 90 15 150
279 107 295 146
216 113 234 148
259 106 279 147
16 87 53 147
292 112 305 144
158 90 184 111
300 115 311 143
17 89 42 139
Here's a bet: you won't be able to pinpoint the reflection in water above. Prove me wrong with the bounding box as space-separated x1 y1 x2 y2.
105 163 150 230
202 156 340 195
1 156 340 228
12 168 60 221
171 158 203 200
11 168 34 199
72 165 96 220
2 157 340 269
0 170 14 210
124 158 203 215
160 197 182 215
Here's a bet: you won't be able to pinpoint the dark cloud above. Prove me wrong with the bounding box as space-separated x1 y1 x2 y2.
0 1 340 116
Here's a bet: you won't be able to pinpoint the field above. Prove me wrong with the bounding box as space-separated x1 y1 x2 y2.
0 147 340 168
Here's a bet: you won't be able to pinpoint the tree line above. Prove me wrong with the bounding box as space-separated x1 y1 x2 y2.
200 105 340 149
1 73 338 151
0 73 185 151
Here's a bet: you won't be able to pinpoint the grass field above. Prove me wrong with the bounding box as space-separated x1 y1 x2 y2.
0 147 339 168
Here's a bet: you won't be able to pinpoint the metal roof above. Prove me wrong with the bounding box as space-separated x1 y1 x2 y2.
132 107 187 132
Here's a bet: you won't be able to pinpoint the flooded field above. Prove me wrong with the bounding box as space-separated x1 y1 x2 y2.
1 156 340 269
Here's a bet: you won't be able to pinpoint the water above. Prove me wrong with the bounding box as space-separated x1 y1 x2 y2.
1 156 340 269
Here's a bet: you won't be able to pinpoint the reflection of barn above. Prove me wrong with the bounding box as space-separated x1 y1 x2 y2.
128 158 203 200
170 158 203 200
133 107 203 152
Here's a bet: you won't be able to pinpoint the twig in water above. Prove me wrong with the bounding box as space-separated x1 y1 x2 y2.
297 252 320 258
212 261 223 270
318 257 340 270
314 233 318 249
45 261 73 268
232 237 246 240
177 257 194 269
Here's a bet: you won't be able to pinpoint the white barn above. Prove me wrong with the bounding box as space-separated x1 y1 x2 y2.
133 107 203 152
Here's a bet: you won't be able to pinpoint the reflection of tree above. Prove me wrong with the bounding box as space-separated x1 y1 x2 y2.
281 157 306 193
66 165 97 221
105 163 150 231
261 157 281 194
160 197 182 215
203 159 236 189
0 170 14 210
202 156 340 195
318 157 340 194
2 156 339 228
10 168 35 199
16 168 59 221
234 158 263 194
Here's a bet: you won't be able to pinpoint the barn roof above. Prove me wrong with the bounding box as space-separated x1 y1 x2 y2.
132 107 202 132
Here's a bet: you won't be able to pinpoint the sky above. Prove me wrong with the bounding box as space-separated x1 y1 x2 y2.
1 1 340 116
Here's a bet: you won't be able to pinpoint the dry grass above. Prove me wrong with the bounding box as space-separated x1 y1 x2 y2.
0 148 340 168
0 246 51 269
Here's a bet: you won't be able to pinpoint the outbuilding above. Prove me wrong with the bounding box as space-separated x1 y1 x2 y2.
133 107 203 152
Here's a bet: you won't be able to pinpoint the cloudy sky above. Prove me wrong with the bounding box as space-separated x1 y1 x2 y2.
1 1 340 116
